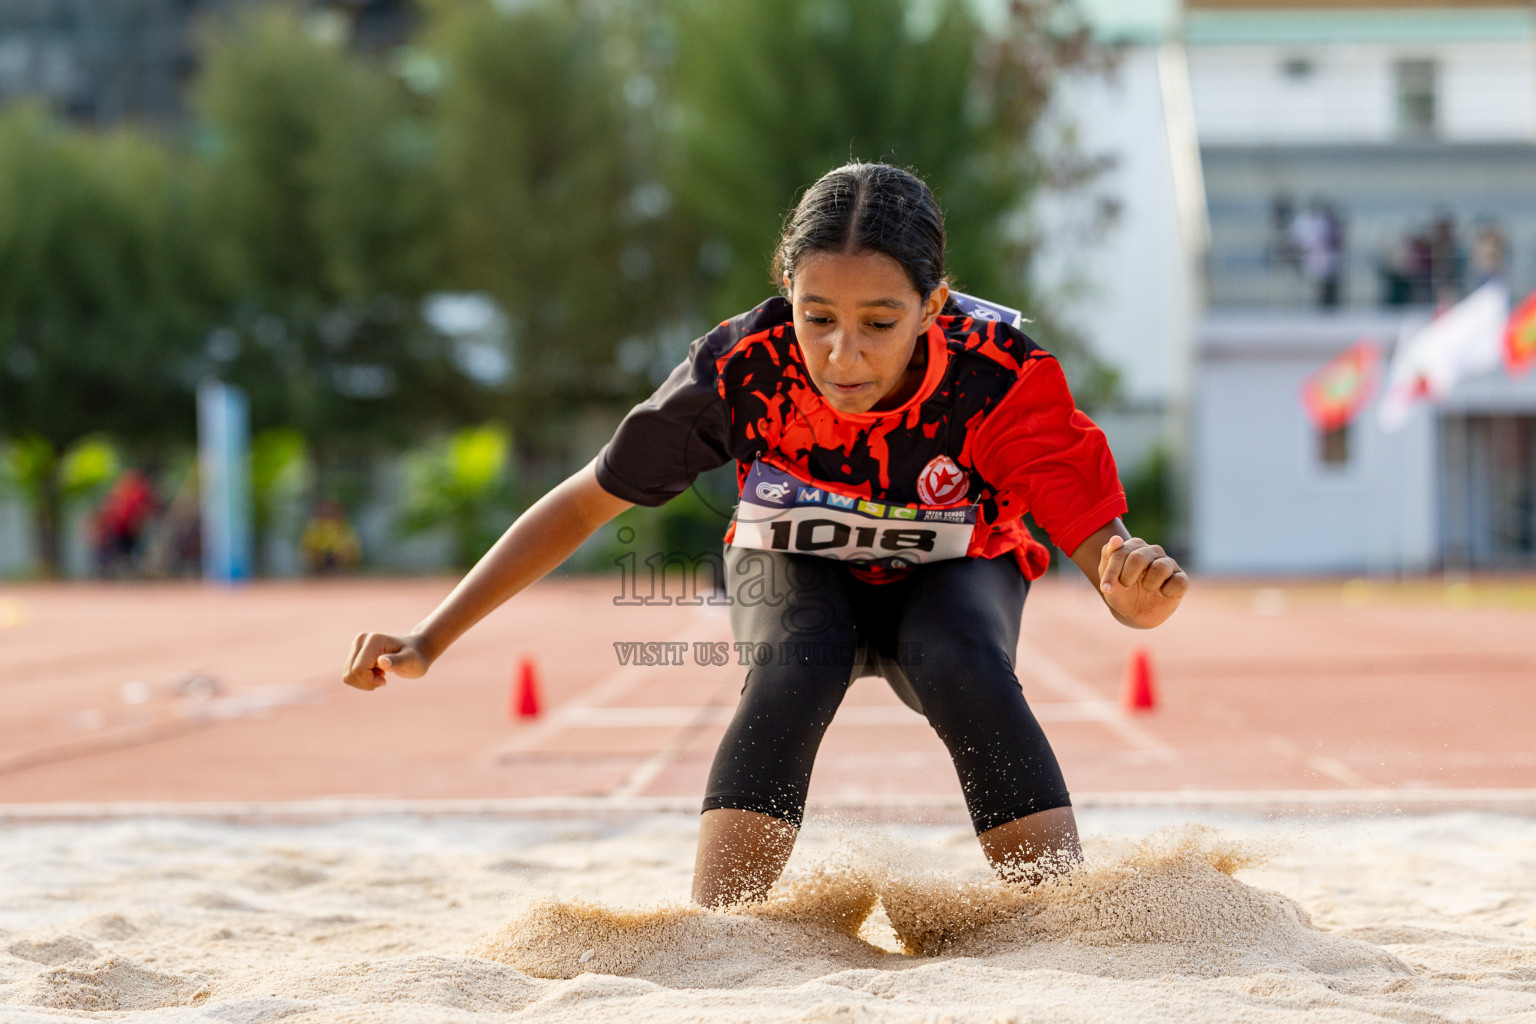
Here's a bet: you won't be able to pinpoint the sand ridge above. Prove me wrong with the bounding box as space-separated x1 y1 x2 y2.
474 825 1409 988
17 953 211 1012
0 813 1531 1022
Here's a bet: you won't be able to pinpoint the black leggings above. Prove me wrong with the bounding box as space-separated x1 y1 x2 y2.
703 547 1071 834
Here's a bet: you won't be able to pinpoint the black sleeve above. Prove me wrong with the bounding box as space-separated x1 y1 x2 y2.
595 326 736 507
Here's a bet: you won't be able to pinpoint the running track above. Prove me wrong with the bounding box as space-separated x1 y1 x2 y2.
1 574 1533 818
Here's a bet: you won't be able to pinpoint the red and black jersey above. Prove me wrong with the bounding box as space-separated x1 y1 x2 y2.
595 296 1126 581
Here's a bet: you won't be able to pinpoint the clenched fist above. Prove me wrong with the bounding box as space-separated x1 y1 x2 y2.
343 632 434 691
1097 535 1188 629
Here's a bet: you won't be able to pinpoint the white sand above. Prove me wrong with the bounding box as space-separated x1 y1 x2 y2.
0 810 1533 1022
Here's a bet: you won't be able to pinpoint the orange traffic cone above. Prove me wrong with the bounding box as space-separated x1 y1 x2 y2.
1122 648 1157 712
511 656 542 720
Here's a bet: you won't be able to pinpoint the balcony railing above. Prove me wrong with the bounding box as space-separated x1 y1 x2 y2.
1204 250 1515 311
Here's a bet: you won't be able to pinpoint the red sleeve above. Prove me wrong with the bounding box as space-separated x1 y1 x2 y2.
966 356 1127 556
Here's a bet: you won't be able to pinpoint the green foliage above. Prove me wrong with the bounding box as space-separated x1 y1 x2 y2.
0 0 1118 575
196 7 444 302
0 436 56 507
397 423 514 568
193 5 477 444
422 0 672 452
58 437 121 502
1122 445 1170 549
0 106 210 447
0 105 208 572
666 0 978 312
662 0 1115 403
572 461 735 574
0 434 122 575
250 427 309 569
251 429 308 505
1 434 120 509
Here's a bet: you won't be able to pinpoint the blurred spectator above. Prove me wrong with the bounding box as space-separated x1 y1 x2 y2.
1381 216 1487 308
141 467 203 578
1407 230 1434 304
1266 194 1299 271
1471 219 1509 288
1427 211 1465 308
163 491 203 579
301 500 362 575
1381 233 1419 306
1290 198 1345 308
1322 204 1346 306
167 507 203 577
93 470 157 578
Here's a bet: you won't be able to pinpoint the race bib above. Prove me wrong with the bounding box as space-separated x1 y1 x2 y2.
948 289 1024 328
730 460 978 568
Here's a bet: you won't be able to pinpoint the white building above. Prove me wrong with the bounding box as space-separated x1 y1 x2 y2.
1035 0 1204 478
1050 0 1536 573
1192 0 1536 573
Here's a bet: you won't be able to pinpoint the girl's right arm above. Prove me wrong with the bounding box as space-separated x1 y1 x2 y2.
342 458 634 690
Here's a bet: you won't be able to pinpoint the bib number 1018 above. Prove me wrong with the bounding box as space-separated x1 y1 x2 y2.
767 518 937 553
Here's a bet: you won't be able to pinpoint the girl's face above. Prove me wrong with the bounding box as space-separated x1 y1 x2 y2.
787 250 948 415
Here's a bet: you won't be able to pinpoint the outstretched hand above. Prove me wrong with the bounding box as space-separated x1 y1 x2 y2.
343 632 433 691
336 460 637 696
1097 535 1189 629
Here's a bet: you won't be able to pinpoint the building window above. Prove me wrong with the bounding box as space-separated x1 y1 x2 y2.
1395 59 1437 140
1319 424 1351 466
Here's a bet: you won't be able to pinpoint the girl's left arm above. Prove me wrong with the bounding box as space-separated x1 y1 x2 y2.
1068 520 1189 629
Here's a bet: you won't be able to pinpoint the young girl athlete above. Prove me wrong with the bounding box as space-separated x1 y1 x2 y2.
343 163 1189 907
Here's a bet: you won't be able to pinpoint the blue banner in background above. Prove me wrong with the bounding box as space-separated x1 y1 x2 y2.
197 379 252 584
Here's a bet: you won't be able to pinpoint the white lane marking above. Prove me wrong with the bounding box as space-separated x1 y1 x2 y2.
1267 735 1376 788
608 685 735 799
1014 634 1177 761
564 702 1118 728
6 788 1536 820
0 681 330 777
476 613 730 765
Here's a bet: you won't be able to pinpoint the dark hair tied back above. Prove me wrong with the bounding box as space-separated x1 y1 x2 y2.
773 163 952 306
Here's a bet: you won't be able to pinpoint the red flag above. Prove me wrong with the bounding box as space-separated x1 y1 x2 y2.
1505 288 1536 375
1302 339 1381 432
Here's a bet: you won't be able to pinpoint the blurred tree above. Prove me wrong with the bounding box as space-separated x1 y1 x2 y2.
250 427 309 574
58 438 123 500
0 435 123 575
192 6 481 453
1121 444 1171 550
422 0 677 456
662 0 1117 405
0 106 210 575
397 423 513 568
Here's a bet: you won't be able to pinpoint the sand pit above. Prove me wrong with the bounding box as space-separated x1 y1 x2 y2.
0 810 1532 1022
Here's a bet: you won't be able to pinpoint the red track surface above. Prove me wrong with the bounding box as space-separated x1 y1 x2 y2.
1 574 1534 809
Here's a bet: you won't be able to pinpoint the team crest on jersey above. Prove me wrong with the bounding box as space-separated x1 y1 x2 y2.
917 455 969 506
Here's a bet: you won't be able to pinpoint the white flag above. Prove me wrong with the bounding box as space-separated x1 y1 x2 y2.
1378 281 1510 431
